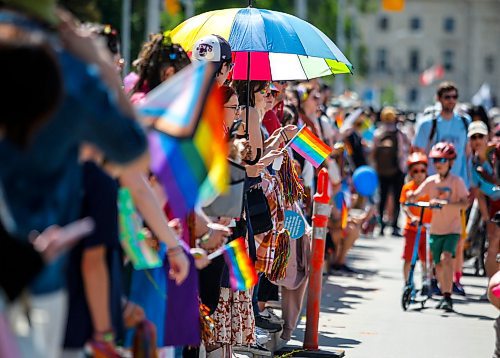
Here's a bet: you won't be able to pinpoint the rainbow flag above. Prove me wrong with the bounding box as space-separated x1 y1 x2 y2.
289 127 332 168
140 62 228 217
223 238 258 291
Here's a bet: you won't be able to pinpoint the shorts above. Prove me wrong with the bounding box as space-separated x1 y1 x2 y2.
429 234 460 264
402 229 429 262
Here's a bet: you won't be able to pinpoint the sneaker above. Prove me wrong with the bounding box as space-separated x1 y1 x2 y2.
234 344 272 357
260 307 284 324
436 297 445 309
421 283 430 297
441 297 453 312
332 264 358 274
392 226 403 237
255 327 270 345
255 314 282 333
452 282 466 296
275 336 290 351
430 279 442 296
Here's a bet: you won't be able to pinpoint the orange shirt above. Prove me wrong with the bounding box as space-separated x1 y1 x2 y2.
399 180 432 231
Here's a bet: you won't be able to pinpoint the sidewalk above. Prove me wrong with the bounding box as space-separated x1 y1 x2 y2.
287 234 498 357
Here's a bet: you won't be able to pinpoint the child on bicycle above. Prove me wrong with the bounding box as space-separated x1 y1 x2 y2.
408 142 469 311
399 153 432 286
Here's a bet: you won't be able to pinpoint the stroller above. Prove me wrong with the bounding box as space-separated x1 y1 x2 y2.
401 201 440 310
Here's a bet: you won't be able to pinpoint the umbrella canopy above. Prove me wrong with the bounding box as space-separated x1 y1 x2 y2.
171 7 353 80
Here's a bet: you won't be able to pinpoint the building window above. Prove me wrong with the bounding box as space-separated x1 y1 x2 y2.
408 88 419 103
409 49 420 73
376 48 388 72
485 55 495 74
443 50 454 71
379 16 389 31
410 17 421 31
443 17 455 33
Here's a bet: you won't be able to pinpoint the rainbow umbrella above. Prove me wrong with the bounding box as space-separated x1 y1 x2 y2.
170 7 353 81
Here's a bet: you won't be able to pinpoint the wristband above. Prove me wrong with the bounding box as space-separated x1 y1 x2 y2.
94 330 115 343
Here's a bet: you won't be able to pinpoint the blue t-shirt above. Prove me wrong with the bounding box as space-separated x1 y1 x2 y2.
413 113 471 187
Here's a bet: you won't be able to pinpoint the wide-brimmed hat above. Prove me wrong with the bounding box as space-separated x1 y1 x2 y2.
4 0 58 25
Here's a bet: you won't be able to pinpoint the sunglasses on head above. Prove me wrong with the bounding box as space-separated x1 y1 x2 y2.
470 133 485 140
442 94 458 100
433 158 449 164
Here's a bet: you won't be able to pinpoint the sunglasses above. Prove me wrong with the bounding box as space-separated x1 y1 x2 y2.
442 94 458 100
259 89 270 95
433 158 449 164
411 169 427 175
470 134 485 140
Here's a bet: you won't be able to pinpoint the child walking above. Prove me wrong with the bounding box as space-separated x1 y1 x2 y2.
408 142 469 311
399 153 432 285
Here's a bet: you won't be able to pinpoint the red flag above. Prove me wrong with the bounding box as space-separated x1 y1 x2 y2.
419 64 445 86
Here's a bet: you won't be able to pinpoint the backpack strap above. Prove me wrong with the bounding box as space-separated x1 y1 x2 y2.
428 113 469 144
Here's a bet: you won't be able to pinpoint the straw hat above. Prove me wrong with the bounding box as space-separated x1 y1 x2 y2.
380 106 397 123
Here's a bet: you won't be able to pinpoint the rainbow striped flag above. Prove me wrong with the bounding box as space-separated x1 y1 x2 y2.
223 238 258 291
139 62 228 217
289 127 332 168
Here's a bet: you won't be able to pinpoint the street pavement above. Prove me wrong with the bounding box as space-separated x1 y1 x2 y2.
287 233 498 358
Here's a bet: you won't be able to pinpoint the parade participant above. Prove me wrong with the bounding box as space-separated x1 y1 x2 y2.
408 142 469 312
413 81 471 294
373 106 410 237
399 152 432 283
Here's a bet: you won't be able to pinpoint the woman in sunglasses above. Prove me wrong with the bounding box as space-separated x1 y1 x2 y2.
399 152 432 284
469 121 500 286
407 142 469 312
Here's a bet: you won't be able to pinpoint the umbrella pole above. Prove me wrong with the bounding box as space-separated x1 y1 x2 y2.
245 51 250 140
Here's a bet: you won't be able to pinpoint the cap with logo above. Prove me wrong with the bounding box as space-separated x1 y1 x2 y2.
191 34 232 64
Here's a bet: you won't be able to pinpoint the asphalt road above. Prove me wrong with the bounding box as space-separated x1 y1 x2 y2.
288 233 498 358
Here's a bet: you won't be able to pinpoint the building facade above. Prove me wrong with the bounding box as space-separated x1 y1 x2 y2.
355 0 500 111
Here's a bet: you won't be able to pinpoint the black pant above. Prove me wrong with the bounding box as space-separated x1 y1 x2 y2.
378 172 405 228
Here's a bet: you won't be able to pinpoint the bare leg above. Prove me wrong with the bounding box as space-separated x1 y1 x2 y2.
453 237 465 281
439 252 454 294
403 261 411 282
337 221 360 265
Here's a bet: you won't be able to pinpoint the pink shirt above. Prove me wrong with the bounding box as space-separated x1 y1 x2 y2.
416 174 469 235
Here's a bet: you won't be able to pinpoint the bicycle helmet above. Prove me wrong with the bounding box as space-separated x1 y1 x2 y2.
407 152 428 167
429 141 457 160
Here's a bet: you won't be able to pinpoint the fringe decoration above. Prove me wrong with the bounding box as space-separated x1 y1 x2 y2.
278 151 305 206
268 229 290 281
199 302 215 343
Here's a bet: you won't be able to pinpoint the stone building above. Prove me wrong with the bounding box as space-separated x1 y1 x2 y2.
355 0 500 111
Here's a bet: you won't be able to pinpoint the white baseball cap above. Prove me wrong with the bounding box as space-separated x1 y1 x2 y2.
467 120 489 137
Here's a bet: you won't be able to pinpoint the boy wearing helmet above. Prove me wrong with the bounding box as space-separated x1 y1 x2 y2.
399 153 432 284
408 142 469 312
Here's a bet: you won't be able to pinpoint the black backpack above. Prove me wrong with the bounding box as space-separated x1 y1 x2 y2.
374 129 400 176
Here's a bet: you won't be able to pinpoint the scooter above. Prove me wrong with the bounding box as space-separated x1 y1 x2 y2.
401 201 440 311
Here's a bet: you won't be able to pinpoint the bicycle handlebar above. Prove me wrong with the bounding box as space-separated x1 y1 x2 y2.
403 201 442 209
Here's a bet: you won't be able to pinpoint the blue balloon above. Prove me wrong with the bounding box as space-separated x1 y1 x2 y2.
352 165 378 196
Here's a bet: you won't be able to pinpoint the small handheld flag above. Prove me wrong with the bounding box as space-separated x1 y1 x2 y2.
208 237 258 291
118 188 163 270
288 127 332 168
